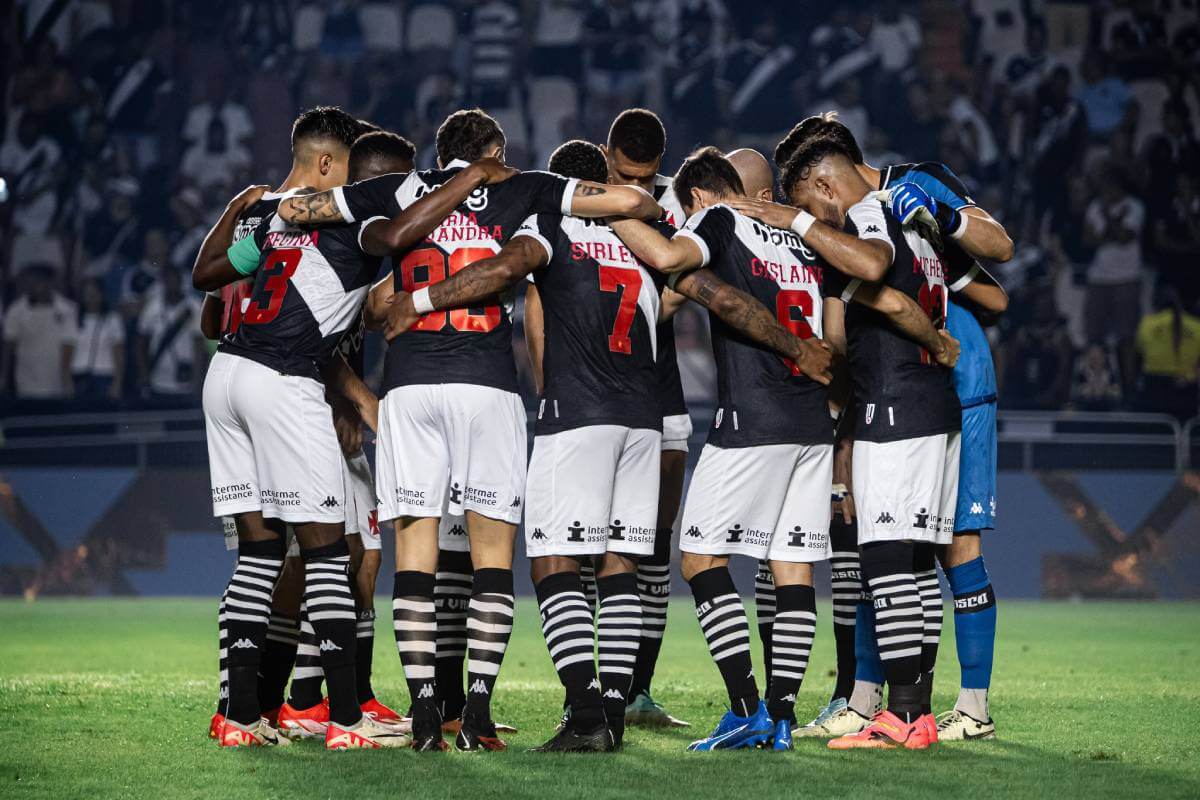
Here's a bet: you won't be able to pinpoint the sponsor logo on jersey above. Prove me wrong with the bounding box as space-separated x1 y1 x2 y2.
726 524 745 543
463 484 498 506
609 520 626 540
449 482 463 504
319 639 343 652
913 507 935 530
261 489 302 507
787 527 807 548
321 496 340 508
469 679 490 695
874 512 896 524
395 486 426 504
748 219 815 258
566 521 586 542
213 483 255 504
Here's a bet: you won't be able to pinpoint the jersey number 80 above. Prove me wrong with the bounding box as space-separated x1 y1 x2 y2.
399 246 502 332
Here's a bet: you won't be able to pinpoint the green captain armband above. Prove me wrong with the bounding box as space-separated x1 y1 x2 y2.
226 235 262 276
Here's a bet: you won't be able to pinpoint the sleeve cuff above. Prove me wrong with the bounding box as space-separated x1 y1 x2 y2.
560 178 579 215
840 278 862 303
357 216 387 251
675 229 710 267
512 229 553 263
948 263 980 293
332 186 355 223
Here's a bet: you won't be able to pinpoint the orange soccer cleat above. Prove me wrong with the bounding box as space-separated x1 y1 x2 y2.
219 718 290 747
828 710 938 750
209 712 225 739
277 698 330 739
361 697 406 728
326 716 412 749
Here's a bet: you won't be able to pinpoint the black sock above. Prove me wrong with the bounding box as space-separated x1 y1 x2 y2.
257 612 300 712
597 572 641 727
464 568 514 721
301 540 358 727
536 571 604 730
753 561 776 696
766 584 816 723
222 537 286 725
393 570 439 721
434 550 472 719
829 520 860 702
629 530 671 698
915 543 942 715
287 604 324 709
689 567 759 717
860 541 923 723
355 609 376 704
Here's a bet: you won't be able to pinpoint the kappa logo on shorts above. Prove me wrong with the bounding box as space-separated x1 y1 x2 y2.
566 521 586 543
531 528 547 540
448 524 466 537
321 496 340 508
865 225 880 233
875 512 896 524
685 525 702 538
510 496 521 508
726 524 744 543
449 483 463 504
609 520 626 540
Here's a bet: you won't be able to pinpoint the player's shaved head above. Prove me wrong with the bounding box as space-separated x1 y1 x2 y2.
775 111 863 168
674 146 744 215
780 137 869 222
726 148 774 201
548 140 608 184
436 109 506 167
349 131 416 182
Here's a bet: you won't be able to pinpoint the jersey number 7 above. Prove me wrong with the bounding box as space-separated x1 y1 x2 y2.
598 266 643 355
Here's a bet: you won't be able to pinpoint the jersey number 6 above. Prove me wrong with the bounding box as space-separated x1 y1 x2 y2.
775 289 815 375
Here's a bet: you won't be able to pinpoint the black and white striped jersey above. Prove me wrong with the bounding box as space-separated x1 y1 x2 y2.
675 204 833 448
515 213 667 435
331 161 576 396
827 196 961 442
218 214 383 381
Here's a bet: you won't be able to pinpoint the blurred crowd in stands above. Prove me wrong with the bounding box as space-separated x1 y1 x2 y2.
1 0 1199 419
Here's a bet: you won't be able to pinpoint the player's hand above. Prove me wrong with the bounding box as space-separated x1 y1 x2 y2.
230 184 270 211
470 157 518 185
933 329 960 368
832 439 854 522
332 402 363 456
726 197 800 230
382 290 421 341
792 338 834 385
887 181 937 226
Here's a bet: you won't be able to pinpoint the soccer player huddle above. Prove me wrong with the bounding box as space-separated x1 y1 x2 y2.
193 101 1012 753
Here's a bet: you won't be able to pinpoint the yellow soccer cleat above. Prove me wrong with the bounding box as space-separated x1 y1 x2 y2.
935 709 996 741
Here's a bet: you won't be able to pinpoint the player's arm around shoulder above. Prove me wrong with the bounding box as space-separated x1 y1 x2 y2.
192 184 269 291
909 161 1013 263
610 215 705 274
849 281 960 368
568 181 662 221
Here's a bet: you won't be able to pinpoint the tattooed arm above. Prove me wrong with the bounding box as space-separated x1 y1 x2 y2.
850 282 960 368
379 237 548 340
672 268 834 385
276 188 342 226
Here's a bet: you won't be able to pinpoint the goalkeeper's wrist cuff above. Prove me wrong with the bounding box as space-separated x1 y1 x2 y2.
791 210 816 238
949 208 968 240
412 287 435 314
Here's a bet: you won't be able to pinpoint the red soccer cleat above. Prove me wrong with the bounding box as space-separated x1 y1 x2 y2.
209 712 225 739
277 699 330 739
828 710 937 750
361 697 405 727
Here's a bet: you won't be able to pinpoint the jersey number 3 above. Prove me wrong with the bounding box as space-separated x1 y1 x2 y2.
242 248 300 325
399 246 501 333
598 266 643 355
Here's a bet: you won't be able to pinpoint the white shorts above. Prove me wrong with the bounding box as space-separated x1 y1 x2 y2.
343 450 382 550
375 383 527 525
854 432 961 546
524 425 661 557
680 442 833 563
204 352 343 524
662 413 692 452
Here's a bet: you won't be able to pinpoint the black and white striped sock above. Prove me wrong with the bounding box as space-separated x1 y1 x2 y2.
434 550 472 719
393 570 439 719
689 567 759 717
258 612 300 712
829 520 861 702
536 571 604 730
355 609 376 704
914 543 943 714
579 558 598 620
754 561 776 692
288 603 325 709
463 568 514 721
766 584 816 723
630 532 671 698
301 541 359 727
597 572 642 725
222 537 286 725
861 541 924 721
217 598 229 717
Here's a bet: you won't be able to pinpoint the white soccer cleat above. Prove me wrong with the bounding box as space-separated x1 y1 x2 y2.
326 715 413 749
218 718 292 747
794 699 875 738
935 709 996 741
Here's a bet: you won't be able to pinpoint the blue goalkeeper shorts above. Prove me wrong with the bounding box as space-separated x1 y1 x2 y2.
955 398 997 532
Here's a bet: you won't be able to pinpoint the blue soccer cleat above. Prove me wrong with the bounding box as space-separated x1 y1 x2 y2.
686 701 773 751
771 718 793 751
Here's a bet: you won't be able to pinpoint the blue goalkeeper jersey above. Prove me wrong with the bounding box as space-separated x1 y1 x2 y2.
881 162 997 407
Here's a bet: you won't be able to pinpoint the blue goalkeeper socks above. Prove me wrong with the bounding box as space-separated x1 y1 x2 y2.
947 556 996 692
853 600 886 685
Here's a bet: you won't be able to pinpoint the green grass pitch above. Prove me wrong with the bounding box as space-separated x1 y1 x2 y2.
2 599 1197 799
